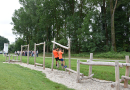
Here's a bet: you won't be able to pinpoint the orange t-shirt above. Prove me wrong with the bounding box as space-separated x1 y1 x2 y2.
59 51 63 59
53 50 58 58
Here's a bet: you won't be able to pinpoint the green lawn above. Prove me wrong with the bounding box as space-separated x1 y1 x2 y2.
0 55 74 90
1 53 130 90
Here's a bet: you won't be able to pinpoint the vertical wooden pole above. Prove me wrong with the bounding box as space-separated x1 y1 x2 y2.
20 45 22 62
34 43 36 67
115 61 120 90
68 38 71 74
9 54 10 63
43 42 45 70
27 44 29 65
6 55 7 62
17 55 18 60
77 60 80 83
51 38 55 71
89 53 93 76
124 56 129 88
13 55 14 60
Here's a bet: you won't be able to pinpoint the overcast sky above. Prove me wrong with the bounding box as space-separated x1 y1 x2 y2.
0 0 22 44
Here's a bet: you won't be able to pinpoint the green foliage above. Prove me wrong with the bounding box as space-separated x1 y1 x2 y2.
11 0 130 53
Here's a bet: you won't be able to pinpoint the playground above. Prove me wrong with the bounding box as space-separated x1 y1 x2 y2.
1 39 130 90
2 52 130 90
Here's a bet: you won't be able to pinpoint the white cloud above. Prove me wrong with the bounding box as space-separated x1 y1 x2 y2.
0 0 22 44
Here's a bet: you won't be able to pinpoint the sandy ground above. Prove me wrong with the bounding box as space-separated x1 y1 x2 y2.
3 62 130 90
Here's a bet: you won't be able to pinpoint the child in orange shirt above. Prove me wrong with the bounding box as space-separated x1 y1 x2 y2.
58 49 67 68
53 48 59 66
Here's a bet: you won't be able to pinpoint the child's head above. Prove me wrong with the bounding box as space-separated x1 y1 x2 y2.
53 48 56 50
57 48 59 51
59 48 62 51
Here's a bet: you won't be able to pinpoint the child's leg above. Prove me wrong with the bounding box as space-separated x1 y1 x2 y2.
63 61 65 66
61 61 63 66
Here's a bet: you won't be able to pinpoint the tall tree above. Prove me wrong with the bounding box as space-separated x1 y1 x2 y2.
110 0 118 51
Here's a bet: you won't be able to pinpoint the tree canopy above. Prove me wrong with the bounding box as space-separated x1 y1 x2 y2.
11 0 130 53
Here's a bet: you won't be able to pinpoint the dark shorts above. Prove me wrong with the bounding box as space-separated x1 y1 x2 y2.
55 57 59 61
59 59 63 61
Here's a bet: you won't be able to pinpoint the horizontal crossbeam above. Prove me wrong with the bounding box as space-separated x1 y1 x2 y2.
51 41 69 50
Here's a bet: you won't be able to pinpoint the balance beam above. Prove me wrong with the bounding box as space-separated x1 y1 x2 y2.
65 68 84 76
51 41 69 50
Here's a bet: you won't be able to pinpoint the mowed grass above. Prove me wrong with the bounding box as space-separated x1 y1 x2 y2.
0 55 74 90
2 54 130 86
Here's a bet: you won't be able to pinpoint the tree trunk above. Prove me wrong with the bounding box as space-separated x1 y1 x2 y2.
110 0 117 52
103 0 108 51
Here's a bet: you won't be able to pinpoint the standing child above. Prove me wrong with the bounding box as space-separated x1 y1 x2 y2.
58 49 67 68
53 48 59 66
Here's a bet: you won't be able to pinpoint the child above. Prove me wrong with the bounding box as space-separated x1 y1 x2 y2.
58 49 67 68
53 48 59 66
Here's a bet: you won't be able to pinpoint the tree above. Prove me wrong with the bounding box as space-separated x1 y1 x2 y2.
110 0 118 51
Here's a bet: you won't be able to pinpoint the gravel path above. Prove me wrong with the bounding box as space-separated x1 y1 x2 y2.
4 62 130 90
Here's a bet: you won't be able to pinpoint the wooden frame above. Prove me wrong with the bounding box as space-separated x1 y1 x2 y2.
51 38 71 72
20 44 29 64
34 42 45 70
5 54 11 62
77 53 130 89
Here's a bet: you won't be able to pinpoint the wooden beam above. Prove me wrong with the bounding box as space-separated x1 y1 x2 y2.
10 60 21 62
39 42 45 45
80 74 94 80
122 76 130 80
89 53 93 76
27 44 29 65
35 63 43 66
12 55 18 56
68 38 71 74
66 68 84 76
124 56 129 88
34 43 36 67
77 60 80 83
51 38 55 71
51 41 69 50
22 45 28 47
43 42 45 70
80 61 123 67
20 45 22 62
115 61 120 90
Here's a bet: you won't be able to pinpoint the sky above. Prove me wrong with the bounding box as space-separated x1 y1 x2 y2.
0 0 22 44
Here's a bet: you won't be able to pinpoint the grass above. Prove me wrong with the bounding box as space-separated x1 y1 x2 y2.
0 55 74 90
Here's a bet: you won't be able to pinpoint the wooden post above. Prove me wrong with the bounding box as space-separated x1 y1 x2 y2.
9 54 10 63
17 55 18 60
6 55 7 62
115 61 120 90
20 45 22 62
51 38 55 71
43 42 45 70
13 56 14 60
34 43 36 67
89 53 93 76
27 44 29 65
77 60 80 83
124 56 129 88
68 38 71 74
